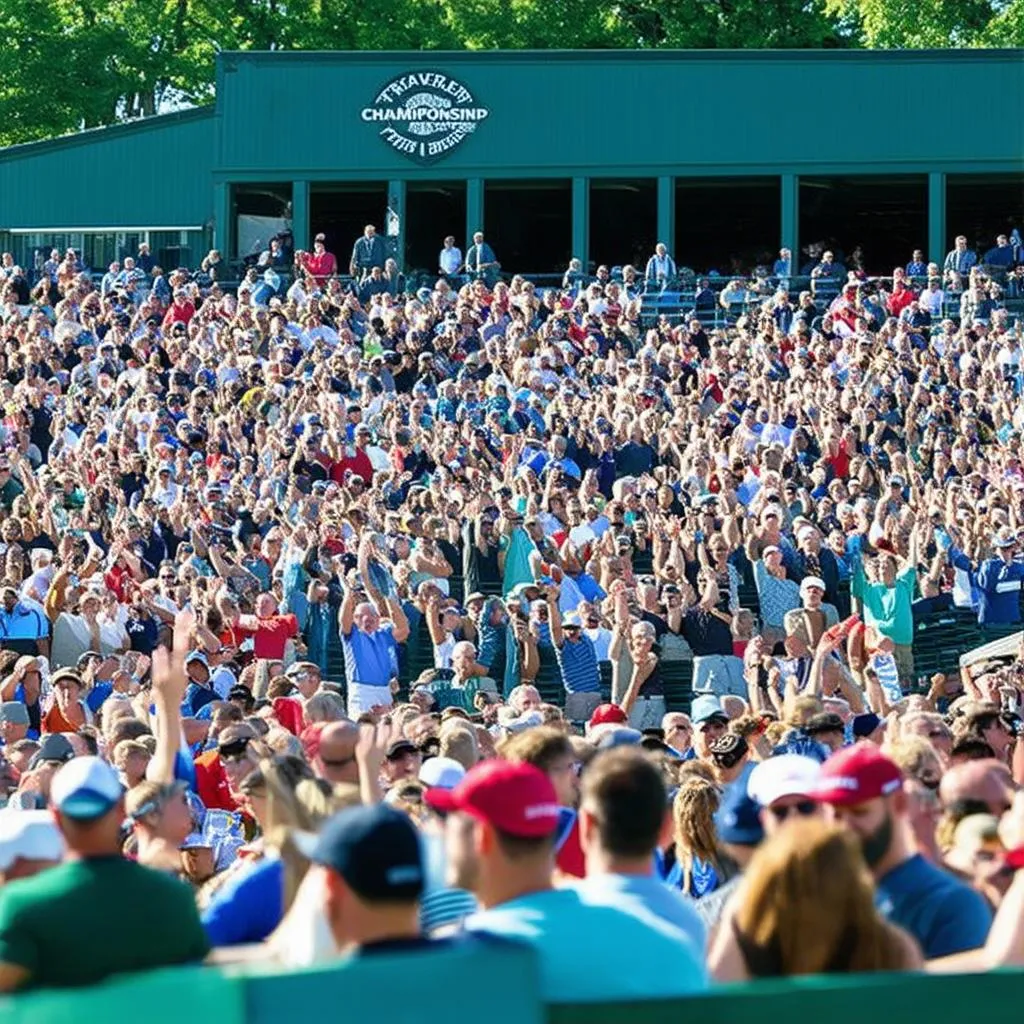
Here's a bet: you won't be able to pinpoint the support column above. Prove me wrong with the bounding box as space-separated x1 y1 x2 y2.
656 176 675 257
780 174 798 266
291 180 310 255
466 178 484 252
212 181 231 259
572 177 589 272
386 179 407 270
928 172 947 267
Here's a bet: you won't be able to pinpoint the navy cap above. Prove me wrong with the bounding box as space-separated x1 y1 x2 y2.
295 805 424 902
713 767 764 847
852 712 882 739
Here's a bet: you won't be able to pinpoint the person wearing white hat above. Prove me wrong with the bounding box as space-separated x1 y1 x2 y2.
0 810 62 883
784 576 839 653
0 757 208 992
747 753 824 837
418 756 466 791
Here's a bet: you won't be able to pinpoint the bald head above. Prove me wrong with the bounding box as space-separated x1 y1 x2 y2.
939 759 1013 817
316 720 360 784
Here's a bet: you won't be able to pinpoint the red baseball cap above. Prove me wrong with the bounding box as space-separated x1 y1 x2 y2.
425 759 560 838
812 742 904 807
588 703 628 729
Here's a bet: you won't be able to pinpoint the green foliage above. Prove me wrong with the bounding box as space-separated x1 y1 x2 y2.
0 0 1013 148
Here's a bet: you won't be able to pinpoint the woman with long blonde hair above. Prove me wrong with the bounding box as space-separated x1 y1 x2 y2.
710 818 921 979
661 776 736 898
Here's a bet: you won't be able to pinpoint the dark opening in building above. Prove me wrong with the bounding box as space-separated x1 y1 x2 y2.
233 183 292 262
946 175 1024 258
309 183 388 274
674 178 780 277
589 180 657 274
404 182 467 284
799 177 927 277
484 180 572 276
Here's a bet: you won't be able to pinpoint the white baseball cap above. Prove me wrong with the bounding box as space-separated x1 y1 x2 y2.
50 756 123 821
0 810 63 871
417 756 466 791
800 576 827 597
748 754 822 808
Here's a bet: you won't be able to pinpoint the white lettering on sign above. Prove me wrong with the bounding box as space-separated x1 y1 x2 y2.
361 72 488 165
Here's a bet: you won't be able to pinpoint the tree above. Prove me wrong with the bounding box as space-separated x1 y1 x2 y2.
0 0 1013 148
823 0 1018 47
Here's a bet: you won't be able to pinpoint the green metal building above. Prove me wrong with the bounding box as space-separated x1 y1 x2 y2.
0 49 1021 277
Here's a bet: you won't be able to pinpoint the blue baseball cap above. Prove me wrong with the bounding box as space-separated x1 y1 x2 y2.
713 767 763 846
295 805 424 902
691 694 728 726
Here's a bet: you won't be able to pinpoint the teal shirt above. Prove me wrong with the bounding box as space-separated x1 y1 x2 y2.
851 552 916 645
500 527 536 596
466 888 708 1003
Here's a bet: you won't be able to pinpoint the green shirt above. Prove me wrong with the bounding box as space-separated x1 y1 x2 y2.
427 675 498 712
0 855 209 989
851 553 917 646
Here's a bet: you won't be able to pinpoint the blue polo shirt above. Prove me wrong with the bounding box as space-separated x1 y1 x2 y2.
341 622 398 688
465 888 707 1003
876 854 992 958
0 603 47 651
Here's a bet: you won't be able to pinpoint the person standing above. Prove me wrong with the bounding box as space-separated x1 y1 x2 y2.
339 536 410 717
644 243 677 290
439 236 463 280
349 225 386 280
465 232 499 288
546 590 601 725
298 233 338 286
0 757 208 991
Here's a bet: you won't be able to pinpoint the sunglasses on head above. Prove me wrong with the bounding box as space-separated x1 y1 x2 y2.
769 800 817 821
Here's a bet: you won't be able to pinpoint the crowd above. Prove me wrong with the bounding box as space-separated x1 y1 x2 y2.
0 218 1022 995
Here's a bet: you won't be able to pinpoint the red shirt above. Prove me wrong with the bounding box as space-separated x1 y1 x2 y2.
556 816 586 878
162 300 195 329
887 286 916 316
193 749 238 811
330 448 374 486
239 614 299 661
299 250 337 284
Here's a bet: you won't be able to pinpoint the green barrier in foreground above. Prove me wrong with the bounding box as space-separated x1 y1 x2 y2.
0 939 1019 1024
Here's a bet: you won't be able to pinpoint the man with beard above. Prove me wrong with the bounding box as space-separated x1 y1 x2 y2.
813 743 991 958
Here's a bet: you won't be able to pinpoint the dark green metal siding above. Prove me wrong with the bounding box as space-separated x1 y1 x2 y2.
0 109 215 229
214 50 1024 181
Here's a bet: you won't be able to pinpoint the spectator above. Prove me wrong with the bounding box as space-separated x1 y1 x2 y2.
0 757 208 991
299 233 339 285
575 746 707 951
709 819 921 979
439 235 462 279
464 232 499 287
813 743 992 958
428 760 708 1002
644 244 677 290
944 235 978 276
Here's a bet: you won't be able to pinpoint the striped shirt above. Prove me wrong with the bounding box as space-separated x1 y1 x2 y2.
555 635 600 694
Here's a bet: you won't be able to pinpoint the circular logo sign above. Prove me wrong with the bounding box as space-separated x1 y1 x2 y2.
361 72 488 166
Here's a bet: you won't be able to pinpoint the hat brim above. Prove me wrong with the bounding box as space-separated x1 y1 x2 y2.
58 793 119 821
424 787 459 814
694 712 729 727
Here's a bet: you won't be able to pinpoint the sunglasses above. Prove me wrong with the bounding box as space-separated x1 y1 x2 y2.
769 800 818 821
